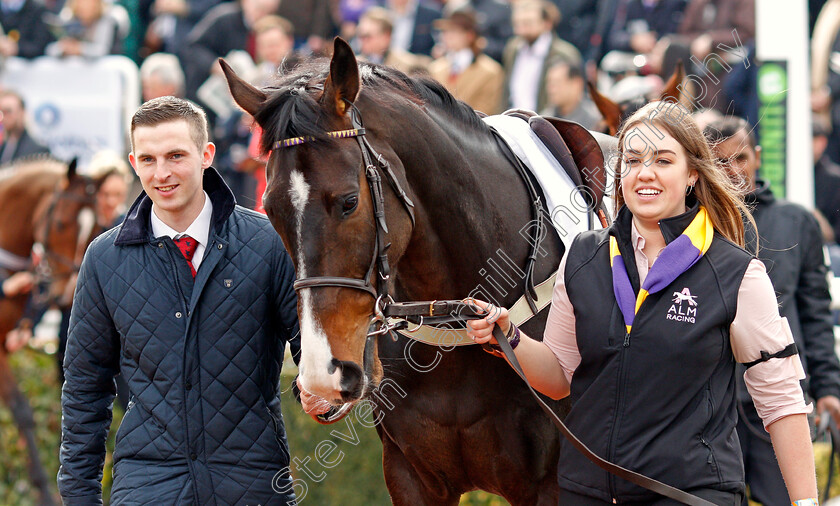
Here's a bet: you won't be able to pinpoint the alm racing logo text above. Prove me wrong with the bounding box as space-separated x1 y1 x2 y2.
667 287 697 324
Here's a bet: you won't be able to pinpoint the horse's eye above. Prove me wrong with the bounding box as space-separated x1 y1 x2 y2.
341 195 359 215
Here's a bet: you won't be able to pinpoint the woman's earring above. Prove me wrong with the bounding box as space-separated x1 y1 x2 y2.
685 182 695 196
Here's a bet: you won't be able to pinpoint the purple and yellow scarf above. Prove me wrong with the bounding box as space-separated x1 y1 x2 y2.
610 206 714 333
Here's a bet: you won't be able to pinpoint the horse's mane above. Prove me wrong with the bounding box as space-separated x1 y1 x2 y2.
0 156 66 186
256 60 490 155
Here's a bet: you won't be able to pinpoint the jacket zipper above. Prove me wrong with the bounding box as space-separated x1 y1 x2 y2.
608 298 646 500
160 242 199 499
607 328 630 500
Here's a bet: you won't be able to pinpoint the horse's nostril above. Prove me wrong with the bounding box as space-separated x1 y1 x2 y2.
338 360 365 402
328 358 341 375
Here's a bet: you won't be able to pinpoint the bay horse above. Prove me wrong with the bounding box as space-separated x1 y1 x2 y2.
0 157 98 505
223 39 612 505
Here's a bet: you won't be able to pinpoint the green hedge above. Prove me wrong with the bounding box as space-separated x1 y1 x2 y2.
0 350 505 504
3 349 838 505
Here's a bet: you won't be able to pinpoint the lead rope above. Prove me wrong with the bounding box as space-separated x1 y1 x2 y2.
376 300 715 505
489 323 714 506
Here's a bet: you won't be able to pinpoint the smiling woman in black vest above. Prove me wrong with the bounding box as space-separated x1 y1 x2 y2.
468 101 819 505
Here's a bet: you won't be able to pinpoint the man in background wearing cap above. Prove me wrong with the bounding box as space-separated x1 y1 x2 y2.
429 9 503 115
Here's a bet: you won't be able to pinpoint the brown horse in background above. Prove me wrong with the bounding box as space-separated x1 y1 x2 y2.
589 61 686 135
0 157 98 505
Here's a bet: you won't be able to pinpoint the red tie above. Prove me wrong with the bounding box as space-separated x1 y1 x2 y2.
173 235 198 277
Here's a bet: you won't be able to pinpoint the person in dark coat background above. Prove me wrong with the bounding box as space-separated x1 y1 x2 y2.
179 0 280 115
706 116 840 506
0 90 50 164
58 97 314 504
0 0 55 58
385 0 441 56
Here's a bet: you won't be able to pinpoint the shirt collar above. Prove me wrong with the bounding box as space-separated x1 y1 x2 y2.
630 217 645 253
150 191 213 247
526 32 553 57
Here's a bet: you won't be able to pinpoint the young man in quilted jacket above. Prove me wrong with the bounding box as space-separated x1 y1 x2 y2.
58 96 306 504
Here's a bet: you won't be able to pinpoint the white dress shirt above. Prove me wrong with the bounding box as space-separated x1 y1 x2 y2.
390 0 418 52
151 191 213 272
509 31 552 112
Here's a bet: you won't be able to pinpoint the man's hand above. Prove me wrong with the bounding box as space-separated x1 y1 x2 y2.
295 376 332 417
816 395 840 429
0 35 18 57
6 326 32 353
3 271 34 297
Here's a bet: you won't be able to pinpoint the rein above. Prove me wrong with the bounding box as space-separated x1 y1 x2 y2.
31 179 98 306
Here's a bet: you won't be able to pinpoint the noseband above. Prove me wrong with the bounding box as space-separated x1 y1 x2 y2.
275 100 416 332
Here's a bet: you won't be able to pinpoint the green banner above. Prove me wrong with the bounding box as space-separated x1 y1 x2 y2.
757 62 788 198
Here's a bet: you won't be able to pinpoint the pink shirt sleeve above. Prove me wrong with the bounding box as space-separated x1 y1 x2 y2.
541 248 810 430
542 253 581 384
731 259 811 429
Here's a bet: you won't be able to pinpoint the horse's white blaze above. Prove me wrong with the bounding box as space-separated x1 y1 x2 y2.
76 208 95 250
298 290 343 399
289 170 342 399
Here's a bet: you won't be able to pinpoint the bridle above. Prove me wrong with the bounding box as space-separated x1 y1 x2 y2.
276 100 551 337
276 100 416 337
32 177 98 306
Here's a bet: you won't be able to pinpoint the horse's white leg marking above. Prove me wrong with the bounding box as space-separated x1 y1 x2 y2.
289 170 342 399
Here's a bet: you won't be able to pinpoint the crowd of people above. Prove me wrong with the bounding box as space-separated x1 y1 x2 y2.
3 0 840 240
3 0 840 504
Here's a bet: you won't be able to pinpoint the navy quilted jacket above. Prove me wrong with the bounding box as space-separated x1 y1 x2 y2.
59 168 300 505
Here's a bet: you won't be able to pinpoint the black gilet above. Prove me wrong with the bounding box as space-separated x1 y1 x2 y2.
557 203 752 503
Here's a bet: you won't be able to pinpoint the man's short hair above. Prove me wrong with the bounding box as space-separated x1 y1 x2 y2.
254 15 294 38
703 116 757 150
130 96 208 151
139 53 186 97
546 57 582 80
514 0 560 26
0 90 25 110
361 7 394 35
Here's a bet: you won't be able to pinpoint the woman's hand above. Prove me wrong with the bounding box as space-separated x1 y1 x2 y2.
465 298 510 345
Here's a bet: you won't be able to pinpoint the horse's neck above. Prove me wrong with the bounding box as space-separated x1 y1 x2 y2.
390 115 552 303
0 177 52 257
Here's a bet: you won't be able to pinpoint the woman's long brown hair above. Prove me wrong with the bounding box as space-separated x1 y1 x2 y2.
613 101 756 249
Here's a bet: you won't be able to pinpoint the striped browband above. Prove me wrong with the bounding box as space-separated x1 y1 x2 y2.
273 128 366 149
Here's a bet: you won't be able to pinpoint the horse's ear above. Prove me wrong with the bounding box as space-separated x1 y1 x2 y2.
588 81 622 136
660 60 685 103
67 158 78 179
323 37 360 116
220 58 267 118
